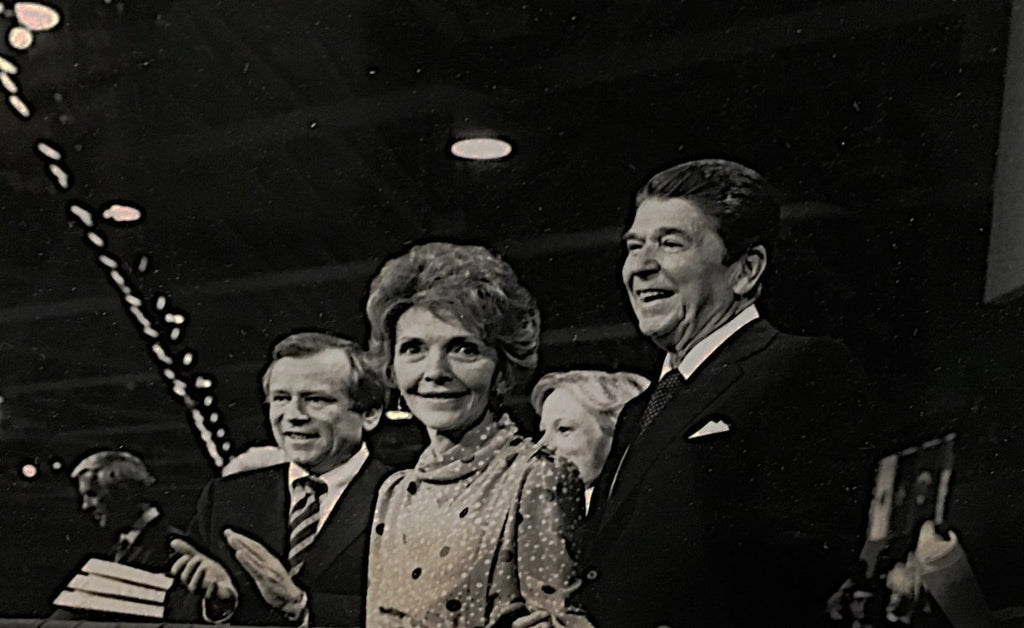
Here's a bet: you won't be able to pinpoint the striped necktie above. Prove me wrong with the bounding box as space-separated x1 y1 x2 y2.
288 475 327 577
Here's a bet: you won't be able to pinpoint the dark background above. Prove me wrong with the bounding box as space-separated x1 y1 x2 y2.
2 0 1023 616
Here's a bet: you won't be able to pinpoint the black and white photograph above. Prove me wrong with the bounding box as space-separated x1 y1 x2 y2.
2 1 1024 626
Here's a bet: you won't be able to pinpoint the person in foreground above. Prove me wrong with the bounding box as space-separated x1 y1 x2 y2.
364 241 592 628
530 370 649 513
50 451 182 620
168 332 396 626
70 450 181 570
580 158 877 627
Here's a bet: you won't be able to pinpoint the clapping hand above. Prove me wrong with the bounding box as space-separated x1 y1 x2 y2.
169 538 238 602
223 528 305 613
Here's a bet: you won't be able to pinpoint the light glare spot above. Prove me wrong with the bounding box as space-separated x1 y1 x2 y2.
128 305 149 326
155 295 167 311
385 410 414 420
101 203 142 222
450 137 513 160
14 2 61 30
195 376 212 389
85 231 105 248
8 27 32 50
8 94 30 118
152 344 172 365
181 352 194 366
69 204 94 227
0 55 18 74
1 72 17 94
164 312 186 325
169 327 182 341
36 141 60 160
48 163 70 189
97 254 118 269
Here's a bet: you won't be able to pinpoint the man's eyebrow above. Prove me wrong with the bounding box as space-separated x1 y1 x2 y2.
622 227 692 241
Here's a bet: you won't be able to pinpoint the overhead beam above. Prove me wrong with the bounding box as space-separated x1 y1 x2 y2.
0 226 621 325
2 315 637 395
534 0 968 88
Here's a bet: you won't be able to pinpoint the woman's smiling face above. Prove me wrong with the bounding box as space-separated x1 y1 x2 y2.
392 306 500 436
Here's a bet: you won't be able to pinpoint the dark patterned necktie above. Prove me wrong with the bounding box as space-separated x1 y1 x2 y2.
637 369 687 435
608 370 688 496
288 475 327 577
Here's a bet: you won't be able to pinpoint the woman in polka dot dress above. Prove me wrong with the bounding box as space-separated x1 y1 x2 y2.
364 242 592 628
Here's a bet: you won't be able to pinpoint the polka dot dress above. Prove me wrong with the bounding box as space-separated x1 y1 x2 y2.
366 414 592 627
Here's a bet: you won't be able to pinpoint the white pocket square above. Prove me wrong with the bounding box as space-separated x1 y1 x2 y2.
688 419 731 439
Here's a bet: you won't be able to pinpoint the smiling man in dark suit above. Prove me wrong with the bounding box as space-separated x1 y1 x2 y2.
168 332 395 626
581 159 876 627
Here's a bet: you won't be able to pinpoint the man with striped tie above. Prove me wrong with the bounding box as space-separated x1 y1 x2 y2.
168 332 398 626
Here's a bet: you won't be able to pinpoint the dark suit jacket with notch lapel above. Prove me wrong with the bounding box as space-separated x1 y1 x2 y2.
580 319 877 628
170 456 396 626
118 510 183 570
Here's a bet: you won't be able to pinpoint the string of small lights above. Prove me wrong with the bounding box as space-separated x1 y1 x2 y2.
2 3 233 469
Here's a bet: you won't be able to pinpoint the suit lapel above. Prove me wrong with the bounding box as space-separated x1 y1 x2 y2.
587 392 649 532
596 320 778 537
300 457 390 582
242 466 290 558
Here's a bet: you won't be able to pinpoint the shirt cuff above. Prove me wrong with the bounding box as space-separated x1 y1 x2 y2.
281 589 309 626
202 595 238 624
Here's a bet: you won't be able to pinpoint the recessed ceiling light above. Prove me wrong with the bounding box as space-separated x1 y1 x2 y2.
450 137 513 160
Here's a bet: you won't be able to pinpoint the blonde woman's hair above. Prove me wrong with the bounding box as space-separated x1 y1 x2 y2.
531 370 651 434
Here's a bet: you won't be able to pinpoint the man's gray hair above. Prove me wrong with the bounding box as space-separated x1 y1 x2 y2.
70 450 156 487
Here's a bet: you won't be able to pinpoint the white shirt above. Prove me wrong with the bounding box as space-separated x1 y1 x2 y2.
608 305 760 496
117 505 161 550
660 304 760 381
287 443 369 533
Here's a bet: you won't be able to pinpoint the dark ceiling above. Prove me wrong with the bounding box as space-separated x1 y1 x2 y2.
1 0 1023 557
4 0 1024 616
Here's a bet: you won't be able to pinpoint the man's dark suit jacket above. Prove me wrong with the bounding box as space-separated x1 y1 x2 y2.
50 509 182 620
580 319 877 628
117 511 183 569
171 456 395 627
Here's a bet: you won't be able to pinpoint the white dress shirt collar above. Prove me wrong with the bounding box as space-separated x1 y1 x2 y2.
660 305 760 380
118 505 161 548
287 443 369 533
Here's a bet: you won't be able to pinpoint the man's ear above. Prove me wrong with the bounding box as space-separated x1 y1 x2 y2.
361 407 382 433
731 245 767 297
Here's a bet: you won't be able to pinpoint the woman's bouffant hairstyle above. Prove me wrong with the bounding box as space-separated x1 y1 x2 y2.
366 242 541 400
530 370 651 435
